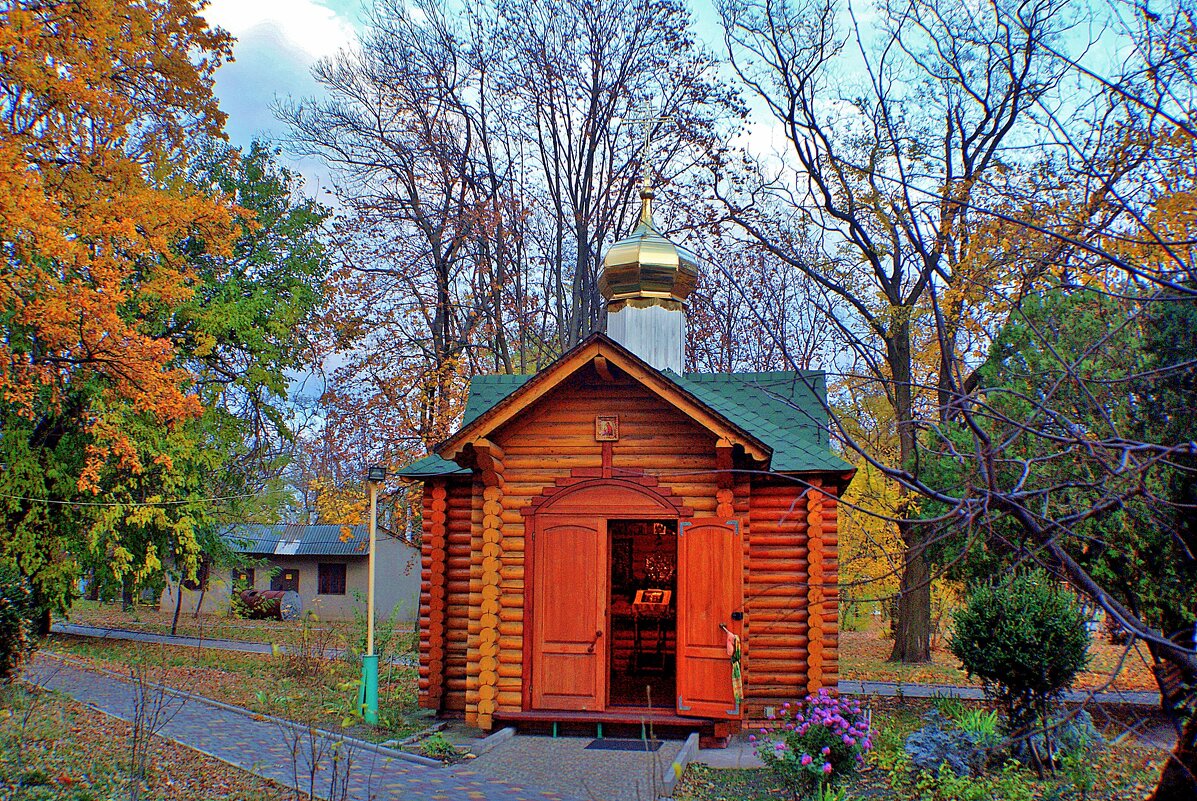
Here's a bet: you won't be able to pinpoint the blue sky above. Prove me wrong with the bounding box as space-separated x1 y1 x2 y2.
202 0 366 190
203 0 732 187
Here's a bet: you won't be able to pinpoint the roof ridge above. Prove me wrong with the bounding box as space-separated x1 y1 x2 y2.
683 369 824 380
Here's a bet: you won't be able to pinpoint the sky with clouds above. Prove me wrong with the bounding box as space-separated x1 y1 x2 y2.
202 0 732 163
202 0 364 190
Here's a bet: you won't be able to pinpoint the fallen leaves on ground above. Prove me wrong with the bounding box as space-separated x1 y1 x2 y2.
61 600 359 648
44 634 423 744
840 624 1158 693
1 684 296 800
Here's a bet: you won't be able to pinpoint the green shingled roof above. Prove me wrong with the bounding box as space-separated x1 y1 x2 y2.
395 452 469 477
461 373 534 427
674 371 850 473
397 367 850 478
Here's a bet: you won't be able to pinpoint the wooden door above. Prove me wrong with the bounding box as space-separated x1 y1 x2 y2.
531 516 607 710
676 518 743 719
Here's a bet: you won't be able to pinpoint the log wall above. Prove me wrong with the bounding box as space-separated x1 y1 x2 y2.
415 362 844 728
441 478 474 713
417 479 447 708
820 491 840 687
745 480 811 718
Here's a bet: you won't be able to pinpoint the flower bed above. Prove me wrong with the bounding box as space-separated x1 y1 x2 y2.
752 690 873 800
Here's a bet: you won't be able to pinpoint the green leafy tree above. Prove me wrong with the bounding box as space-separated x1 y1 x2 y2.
921 285 1197 636
86 140 332 609
0 562 37 681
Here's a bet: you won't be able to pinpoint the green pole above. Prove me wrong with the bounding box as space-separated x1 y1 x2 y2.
361 474 380 725
360 654 379 725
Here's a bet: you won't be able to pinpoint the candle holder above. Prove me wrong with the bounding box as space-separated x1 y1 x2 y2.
645 553 675 586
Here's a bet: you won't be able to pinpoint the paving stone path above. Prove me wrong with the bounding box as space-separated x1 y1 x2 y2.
29 656 577 801
469 733 685 801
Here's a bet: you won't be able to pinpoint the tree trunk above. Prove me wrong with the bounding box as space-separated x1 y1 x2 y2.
121 576 134 613
887 324 933 663
170 579 184 636
1149 713 1197 801
889 519 933 662
194 580 207 620
36 606 51 638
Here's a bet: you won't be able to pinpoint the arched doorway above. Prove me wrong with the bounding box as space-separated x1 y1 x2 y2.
526 480 681 712
524 479 744 719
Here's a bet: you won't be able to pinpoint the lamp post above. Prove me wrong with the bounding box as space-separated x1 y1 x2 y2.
360 464 387 725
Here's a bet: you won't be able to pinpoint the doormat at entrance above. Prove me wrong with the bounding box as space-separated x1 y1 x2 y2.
584 739 663 752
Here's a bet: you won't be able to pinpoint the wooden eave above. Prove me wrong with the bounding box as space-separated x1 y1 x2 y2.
436 333 773 464
768 468 859 496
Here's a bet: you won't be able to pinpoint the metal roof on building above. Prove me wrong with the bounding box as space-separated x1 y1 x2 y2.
223 524 372 557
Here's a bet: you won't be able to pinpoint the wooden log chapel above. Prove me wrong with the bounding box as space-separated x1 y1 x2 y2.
398 184 855 742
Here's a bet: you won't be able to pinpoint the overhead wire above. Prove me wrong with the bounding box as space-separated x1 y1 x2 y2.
0 491 262 508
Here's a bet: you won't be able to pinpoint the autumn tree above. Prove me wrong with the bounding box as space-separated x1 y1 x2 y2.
0 0 332 625
715 0 1078 661
0 0 239 621
284 0 738 478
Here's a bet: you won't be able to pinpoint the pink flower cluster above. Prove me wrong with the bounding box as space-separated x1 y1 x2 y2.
788 690 873 752
755 689 874 783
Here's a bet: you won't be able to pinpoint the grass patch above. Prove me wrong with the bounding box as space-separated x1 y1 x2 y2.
43 634 425 743
0 683 290 800
673 764 791 801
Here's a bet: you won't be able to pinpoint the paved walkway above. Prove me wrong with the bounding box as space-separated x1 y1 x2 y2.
840 679 1162 707
28 656 576 801
50 622 415 666
469 735 685 801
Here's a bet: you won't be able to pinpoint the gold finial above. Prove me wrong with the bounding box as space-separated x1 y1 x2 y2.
639 185 654 225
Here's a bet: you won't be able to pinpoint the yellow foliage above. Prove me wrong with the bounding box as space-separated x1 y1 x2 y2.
839 459 903 609
310 477 369 543
0 0 237 496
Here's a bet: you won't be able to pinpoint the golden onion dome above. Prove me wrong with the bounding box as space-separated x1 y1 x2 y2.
598 187 699 304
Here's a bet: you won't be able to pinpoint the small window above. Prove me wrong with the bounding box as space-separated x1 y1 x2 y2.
231 568 255 588
271 569 299 592
318 563 347 595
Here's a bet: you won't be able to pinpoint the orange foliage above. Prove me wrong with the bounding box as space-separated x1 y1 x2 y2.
0 0 237 489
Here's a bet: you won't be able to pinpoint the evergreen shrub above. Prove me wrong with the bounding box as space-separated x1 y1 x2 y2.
949 569 1090 743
